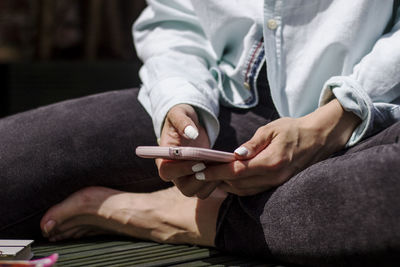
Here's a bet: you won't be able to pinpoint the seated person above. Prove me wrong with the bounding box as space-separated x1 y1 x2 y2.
1 1 400 266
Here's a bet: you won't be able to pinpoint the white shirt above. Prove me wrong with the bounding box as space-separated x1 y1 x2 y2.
133 0 400 146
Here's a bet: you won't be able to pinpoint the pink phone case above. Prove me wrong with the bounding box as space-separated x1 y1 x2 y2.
135 146 235 162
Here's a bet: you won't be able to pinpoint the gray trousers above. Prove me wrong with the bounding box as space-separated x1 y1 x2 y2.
0 85 399 266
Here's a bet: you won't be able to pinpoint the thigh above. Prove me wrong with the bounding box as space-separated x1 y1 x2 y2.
0 88 169 237
216 125 400 266
343 121 400 155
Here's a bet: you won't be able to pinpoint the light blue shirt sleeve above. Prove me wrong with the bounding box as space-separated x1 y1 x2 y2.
133 0 220 145
320 7 400 146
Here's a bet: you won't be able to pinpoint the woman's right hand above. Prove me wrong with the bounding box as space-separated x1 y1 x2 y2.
156 104 218 199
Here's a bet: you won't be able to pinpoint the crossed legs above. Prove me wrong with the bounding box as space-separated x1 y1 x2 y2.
1 88 399 266
40 186 226 246
0 88 166 238
40 116 400 266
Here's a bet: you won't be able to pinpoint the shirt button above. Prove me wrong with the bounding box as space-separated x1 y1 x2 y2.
267 19 278 30
243 82 250 90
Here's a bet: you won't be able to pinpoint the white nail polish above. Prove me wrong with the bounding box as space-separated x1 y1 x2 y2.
234 146 248 156
192 163 206 172
195 172 205 181
184 125 199 140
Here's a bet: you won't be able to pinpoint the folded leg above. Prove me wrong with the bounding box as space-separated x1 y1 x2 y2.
0 88 168 238
216 122 400 266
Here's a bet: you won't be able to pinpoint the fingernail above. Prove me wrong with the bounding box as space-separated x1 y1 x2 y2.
44 220 56 236
195 172 205 181
184 125 199 140
192 163 206 172
234 146 248 156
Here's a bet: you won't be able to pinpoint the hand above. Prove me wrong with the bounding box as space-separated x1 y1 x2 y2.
156 104 219 199
194 99 361 196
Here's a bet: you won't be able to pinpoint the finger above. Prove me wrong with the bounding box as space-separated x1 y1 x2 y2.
157 159 206 181
217 167 292 196
167 105 199 140
195 182 219 200
173 176 208 197
228 174 280 190
218 182 260 196
234 125 273 160
248 140 294 171
194 160 263 182
218 180 271 196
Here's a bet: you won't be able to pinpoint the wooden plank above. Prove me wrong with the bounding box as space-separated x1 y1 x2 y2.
32 238 277 266
54 245 199 266
35 241 155 256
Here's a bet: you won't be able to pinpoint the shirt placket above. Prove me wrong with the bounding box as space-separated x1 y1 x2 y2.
263 0 284 116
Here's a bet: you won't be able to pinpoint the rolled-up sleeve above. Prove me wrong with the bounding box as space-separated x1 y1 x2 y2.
319 8 400 146
133 0 220 145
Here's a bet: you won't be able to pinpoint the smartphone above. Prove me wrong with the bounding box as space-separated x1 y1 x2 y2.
135 146 235 162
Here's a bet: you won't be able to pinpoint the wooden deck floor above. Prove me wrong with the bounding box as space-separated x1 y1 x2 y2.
32 237 282 266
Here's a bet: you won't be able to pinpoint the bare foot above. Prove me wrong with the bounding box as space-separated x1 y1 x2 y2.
40 186 226 247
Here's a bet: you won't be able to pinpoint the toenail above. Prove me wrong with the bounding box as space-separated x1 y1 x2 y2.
44 220 56 235
192 163 206 172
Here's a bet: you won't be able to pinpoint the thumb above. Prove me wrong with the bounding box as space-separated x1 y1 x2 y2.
167 104 199 140
234 126 272 159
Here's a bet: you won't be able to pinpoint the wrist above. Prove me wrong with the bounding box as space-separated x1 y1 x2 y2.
301 99 361 151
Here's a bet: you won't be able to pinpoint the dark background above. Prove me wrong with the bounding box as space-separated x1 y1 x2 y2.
0 0 147 117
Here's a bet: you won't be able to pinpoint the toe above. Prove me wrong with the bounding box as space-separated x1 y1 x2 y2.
40 186 123 239
42 219 56 237
39 187 100 236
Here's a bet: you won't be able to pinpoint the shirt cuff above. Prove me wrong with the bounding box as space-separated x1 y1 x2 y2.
319 76 374 146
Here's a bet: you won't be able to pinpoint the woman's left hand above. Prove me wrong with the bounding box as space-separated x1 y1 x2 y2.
195 99 361 196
